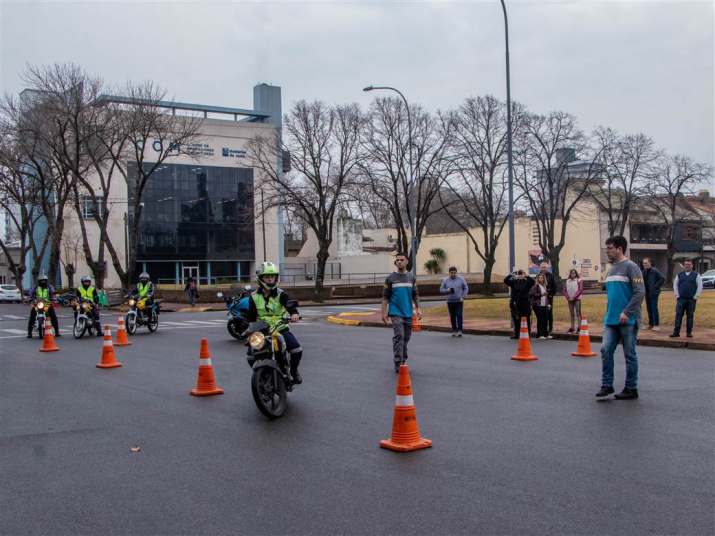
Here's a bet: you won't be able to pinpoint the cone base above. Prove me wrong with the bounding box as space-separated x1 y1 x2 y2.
96 362 123 368
39 347 59 353
572 351 597 357
190 388 224 397
115 341 132 347
511 354 538 361
380 437 432 452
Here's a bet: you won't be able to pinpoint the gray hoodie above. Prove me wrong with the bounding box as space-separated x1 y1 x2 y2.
440 275 469 302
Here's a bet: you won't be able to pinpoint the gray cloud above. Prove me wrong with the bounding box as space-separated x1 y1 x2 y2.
1 0 712 168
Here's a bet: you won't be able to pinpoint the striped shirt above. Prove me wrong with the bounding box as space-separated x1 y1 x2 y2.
383 271 419 318
603 259 645 326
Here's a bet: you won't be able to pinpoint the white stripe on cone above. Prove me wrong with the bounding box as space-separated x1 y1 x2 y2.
103 340 112 347
200 358 212 366
395 395 414 407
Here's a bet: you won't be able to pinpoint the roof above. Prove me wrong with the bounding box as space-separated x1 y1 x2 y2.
96 94 271 121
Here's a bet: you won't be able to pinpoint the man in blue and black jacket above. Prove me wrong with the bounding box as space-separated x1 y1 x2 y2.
596 236 645 400
382 252 422 373
670 259 703 339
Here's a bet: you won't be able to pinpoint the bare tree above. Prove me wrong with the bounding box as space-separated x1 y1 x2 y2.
589 128 660 236
514 111 604 280
644 154 712 280
250 100 363 296
359 97 452 269
439 96 520 291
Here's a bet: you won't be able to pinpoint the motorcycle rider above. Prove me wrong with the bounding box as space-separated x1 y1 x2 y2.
74 275 102 336
130 272 155 304
27 273 61 338
245 262 303 383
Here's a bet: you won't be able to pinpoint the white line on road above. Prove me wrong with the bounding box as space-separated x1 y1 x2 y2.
3 315 25 320
3 328 26 334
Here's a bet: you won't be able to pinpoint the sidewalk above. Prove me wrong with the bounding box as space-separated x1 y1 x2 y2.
329 310 715 352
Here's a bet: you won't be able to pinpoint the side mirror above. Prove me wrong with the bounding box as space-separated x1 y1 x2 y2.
216 292 224 298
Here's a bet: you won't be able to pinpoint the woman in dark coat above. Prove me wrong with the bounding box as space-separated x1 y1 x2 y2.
504 270 535 339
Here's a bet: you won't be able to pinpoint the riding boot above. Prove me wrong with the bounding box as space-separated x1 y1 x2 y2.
290 354 303 384
96 323 103 336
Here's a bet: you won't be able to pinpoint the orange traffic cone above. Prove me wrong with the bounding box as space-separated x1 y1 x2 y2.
511 317 538 361
96 325 122 369
115 316 132 347
412 313 422 332
571 317 597 357
380 364 432 452
190 339 224 396
39 325 59 353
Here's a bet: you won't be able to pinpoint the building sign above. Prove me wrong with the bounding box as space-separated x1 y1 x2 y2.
222 147 246 158
580 258 592 277
151 139 214 157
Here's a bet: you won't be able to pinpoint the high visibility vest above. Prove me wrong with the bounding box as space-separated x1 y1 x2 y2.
78 286 95 301
36 287 49 301
137 282 151 298
251 290 287 332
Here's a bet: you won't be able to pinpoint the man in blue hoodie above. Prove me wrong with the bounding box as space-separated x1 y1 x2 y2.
440 267 469 337
596 236 645 400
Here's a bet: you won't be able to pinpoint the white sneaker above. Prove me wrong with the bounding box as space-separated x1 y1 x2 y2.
547 335 554 339
539 336 546 340
451 331 457 337
651 326 660 332
457 331 463 337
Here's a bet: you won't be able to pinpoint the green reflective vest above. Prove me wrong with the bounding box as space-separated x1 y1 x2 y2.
36 287 49 301
137 282 151 298
78 286 95 301
252 290 287 332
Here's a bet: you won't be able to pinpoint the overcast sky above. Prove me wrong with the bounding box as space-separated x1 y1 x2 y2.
1 0 713 170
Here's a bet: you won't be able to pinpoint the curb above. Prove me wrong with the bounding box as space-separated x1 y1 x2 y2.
327 315 362 326
336 318 715 352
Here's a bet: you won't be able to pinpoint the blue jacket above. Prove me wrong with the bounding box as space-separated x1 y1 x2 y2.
603 259 645 326
383 272 419 318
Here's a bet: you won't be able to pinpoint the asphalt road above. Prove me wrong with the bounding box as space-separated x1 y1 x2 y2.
1 305 713 536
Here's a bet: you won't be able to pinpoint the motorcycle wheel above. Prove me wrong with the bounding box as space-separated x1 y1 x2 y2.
37 318 45 339
126 314 137 335
147 310 158 332
251 367 287 419
227 319 245 340
73 317 86 339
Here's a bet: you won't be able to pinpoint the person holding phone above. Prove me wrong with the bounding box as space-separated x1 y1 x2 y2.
440 266 468 337
504 269 535 339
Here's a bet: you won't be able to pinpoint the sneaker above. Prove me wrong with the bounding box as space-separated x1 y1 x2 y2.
595 386 615 398
538 336 546 340
291 371 303 385
651 326 660 332
567 328 574 334
26 334 32 339
614 388 639 400
547 335 554 339
457 331 463 338
510 335 518 340
451 331 457 337
686 333 693 338
668 333 680 338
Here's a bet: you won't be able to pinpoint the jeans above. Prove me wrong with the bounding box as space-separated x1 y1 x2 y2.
510 307 531 337
390 316 412 364
673 297 696 335
567 300 582 331
282 330 302 371
645 292 660 327
601 323 639 390
447 301 464 332
533 305 549 337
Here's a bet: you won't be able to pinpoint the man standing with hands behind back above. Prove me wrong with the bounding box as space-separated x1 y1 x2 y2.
382 252 422 373
596 236 645 400
440 266 468 337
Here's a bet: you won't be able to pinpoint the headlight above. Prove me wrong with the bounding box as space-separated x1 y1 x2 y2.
128 299 136 306
248 332 266 350
36 301 45 310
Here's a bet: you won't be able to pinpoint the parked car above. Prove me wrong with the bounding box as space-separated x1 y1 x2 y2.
702 269 715 289
0 284 23 302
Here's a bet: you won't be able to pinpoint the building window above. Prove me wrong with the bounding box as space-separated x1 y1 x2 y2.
630 223 668 244
81 196 104 220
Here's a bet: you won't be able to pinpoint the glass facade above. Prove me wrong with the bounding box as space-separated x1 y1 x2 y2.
129 162 255 272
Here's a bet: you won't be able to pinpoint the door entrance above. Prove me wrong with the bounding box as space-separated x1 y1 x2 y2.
182 265 199 285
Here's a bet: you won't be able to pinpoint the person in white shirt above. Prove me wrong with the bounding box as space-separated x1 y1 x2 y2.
530 273 551 339
669 259 703 338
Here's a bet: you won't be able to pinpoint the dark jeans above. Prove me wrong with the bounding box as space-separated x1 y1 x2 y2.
447 301 464 332
533 305 549 337
673 297 697 335
282 330 302 371
645 292 660 327
510 307 531 337
546 301 554 333
27 306 60 336
601 323 639 390
390 316 412 364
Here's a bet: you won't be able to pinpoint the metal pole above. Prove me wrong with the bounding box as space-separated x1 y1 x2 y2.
363 86 417 278
261 187 267 262
500 0 516 273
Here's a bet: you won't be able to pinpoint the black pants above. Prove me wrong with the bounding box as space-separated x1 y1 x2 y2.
447 301 464 332
673 297 696 335
510 307 531 337
27 307 60 336
546 302 554 333
645 292 660 327
534 305 549 337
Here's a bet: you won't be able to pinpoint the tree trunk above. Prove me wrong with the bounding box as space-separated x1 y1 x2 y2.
482 257 495 296
314 246 330 302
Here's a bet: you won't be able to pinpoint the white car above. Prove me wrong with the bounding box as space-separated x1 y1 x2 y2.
702 269 715 289
0 284 23 302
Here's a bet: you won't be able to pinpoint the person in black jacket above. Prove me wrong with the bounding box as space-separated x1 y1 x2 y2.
504 270 535 339
539 262 557 338
641 257 665 331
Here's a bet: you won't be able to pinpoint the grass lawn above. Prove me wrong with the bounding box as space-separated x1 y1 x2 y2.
423 290 715 329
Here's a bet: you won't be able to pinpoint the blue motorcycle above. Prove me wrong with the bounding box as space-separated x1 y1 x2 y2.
217 286 251 341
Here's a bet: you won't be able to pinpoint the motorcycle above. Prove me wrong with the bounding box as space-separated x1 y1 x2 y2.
72 299 100 339
217 286 251 340
244 309 299 420
30 300 49 338
124 295 160 334
56 292 75 307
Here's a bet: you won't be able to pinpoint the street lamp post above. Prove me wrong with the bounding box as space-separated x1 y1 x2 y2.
500 0 516 273
363 85 418 279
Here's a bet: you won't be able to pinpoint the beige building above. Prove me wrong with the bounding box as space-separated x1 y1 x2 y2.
60 84 284 289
